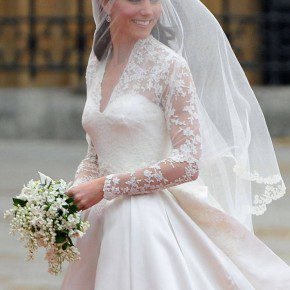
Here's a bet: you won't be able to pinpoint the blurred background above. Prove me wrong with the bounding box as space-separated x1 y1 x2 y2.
0 0 290 289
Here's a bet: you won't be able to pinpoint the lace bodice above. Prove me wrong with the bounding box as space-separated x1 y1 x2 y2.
72 133 101 187
73 34 202 200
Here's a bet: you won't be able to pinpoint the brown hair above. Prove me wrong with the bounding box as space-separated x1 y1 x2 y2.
93 13 176 61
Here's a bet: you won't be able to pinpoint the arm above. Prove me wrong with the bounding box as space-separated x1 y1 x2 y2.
71 50 101 188
102 57 202 200
72 133 101 187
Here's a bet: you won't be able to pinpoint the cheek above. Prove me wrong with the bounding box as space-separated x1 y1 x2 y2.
113 2 139 23
112 2 163 24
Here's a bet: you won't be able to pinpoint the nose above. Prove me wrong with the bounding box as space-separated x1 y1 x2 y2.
139 0 154 16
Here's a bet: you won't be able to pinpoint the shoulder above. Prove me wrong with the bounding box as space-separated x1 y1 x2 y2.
148 36 190 75
149 36 187 65
149 38 196 94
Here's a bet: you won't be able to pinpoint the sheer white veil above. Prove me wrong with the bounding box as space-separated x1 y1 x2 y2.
88 0 286 228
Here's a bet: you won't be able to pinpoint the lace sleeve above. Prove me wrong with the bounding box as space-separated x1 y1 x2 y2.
102 57 202 200
72 133 101 187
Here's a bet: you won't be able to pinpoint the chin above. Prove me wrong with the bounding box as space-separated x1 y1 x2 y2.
131 30 153 41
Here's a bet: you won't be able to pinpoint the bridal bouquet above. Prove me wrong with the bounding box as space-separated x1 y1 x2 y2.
3 171 90 275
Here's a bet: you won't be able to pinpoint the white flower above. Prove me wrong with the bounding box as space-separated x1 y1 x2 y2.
4 172 90 276
74 230 84 238
69 229 84 238
47 195 56 203
55 197 67 207
17 192 29 201
38 171 52 186
48 204 58 214
65 181 74 192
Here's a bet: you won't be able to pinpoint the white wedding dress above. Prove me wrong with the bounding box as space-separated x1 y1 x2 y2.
60 35 290 290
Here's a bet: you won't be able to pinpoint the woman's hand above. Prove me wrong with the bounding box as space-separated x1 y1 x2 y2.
65 177 106 211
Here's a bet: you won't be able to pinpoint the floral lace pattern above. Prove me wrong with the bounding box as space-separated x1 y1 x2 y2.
75 34 286 218
72 133 101 187
96 36 202 200
233 163 287 215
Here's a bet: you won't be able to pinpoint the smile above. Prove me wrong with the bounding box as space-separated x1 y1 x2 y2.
132 19 153 27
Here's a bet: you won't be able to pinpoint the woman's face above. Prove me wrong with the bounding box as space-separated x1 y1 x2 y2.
105 0 162 41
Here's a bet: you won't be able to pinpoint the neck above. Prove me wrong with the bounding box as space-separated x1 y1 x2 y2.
109 35 137 65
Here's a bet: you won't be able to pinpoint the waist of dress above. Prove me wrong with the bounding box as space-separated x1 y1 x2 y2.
97 159 161 176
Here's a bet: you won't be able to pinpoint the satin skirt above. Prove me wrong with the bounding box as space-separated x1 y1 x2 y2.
60 186 290 290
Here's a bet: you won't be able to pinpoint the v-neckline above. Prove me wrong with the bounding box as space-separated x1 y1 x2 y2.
97 35 153 114
98 42 135 114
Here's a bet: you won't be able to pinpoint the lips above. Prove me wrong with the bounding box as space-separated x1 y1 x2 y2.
132 19 153 27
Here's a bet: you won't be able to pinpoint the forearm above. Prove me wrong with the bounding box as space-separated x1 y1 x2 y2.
72 136 101 187
102 156 199 200
101 56 201 200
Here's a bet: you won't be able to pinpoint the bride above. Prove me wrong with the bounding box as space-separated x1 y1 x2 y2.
61 0 290 289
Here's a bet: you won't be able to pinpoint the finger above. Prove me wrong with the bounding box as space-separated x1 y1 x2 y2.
72 198 78 208
77 203 83 211
65 190 74 197
75 198 85 211
78 200 87 211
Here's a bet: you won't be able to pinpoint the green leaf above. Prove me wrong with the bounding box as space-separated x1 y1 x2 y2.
69 204 78 213
62 243 68 250
67 236 73 246
46 179 52 187
13 198 28 207
66 197 74 204
43 204 49 211
55 231 67 244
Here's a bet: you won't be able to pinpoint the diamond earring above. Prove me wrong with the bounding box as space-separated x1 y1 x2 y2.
106 14 111 22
